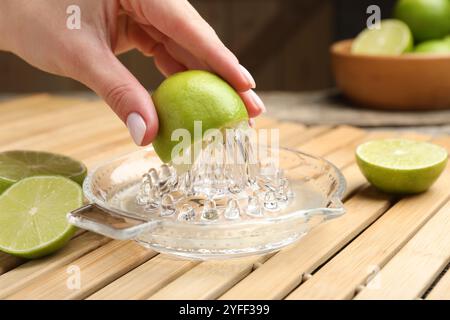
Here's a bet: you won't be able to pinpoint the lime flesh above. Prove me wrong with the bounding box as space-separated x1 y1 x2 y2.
351 19 413 56
152 70 248 163
356 139 448 194
0 150 87 194
0 176 82 258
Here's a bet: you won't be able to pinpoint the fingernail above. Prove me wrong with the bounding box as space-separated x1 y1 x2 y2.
250 90 266 113
248 118 255 128
126 112 146 146
239 65 256 89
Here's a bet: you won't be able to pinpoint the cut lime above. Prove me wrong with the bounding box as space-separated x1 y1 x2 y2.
351 19 413 56
152 70 248 163
0 150 87 194
0 176 82 258
356 139 448 194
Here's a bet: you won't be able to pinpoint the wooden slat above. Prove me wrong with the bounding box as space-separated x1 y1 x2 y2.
149 255 271 300
0 99 101 145
288 125 332 147
0 94 66 123
6 241 156 300
286 166 450 300
0 233 110 298
277 121 307 148
220 187 392 300
355 200 450 300
297 125 366 156
0 254 24 276
325 131 394 169
88 255 198 300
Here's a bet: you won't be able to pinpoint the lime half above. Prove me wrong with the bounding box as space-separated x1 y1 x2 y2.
356 139 448 194
351 19 413 56
0 176 82 258
0 150 87 194
152 70 248 163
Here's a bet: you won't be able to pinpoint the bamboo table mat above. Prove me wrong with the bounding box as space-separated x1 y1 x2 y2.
1 94 450 300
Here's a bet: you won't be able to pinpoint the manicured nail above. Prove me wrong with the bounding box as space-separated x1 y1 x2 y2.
126 112 146 146
239 65 256 89
248 118 255 128
250 90 266 114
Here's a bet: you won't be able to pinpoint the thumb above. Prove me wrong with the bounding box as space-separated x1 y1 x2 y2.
77 52 158 146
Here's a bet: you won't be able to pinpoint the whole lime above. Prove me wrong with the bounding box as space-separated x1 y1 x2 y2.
356 139 448 194
415 39 450 54
394 0 450 42
152 70 248 163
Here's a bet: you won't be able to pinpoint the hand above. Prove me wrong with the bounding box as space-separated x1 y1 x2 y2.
0 0 265 145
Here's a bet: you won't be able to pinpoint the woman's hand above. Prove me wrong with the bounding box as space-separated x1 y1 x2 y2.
0 0 265 145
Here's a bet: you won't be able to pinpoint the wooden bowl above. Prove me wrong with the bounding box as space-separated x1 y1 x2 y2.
331 40 450 110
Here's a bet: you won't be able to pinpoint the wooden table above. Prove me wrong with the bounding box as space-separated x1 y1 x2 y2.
1 94 450 300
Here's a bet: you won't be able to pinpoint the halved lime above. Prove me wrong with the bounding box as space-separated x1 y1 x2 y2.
356 139 448 194
152 70 248 163
351 19 413 56
0 150 87 194
0 176 82 258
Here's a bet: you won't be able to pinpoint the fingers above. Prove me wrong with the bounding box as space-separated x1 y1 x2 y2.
239 90 266 118
152 43 187 77
76 50 158 146
122 0 256 92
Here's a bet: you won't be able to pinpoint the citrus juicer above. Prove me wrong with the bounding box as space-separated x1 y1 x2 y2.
67 125 346 260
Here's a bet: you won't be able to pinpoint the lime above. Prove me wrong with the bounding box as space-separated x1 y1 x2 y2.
152 70 248 163
414 39 450 54
0 176 82 258
351 19 413 56
356 139 448 194
394 0 450 42
0 150 87 194
445 35 450 45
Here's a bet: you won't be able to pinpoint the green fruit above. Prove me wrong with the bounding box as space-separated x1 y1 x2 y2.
0 150 87 194
445 35 450 45
415 39 450 54
394 0 450 42
152 70 248 163
0 176 83 258
351 19 413 56
356 139 448 194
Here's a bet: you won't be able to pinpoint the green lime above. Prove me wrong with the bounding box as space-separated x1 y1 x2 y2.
394 0 450 42
356 139 448 194
445 35 450 45
351 19 413 56
414 39 450 54
0 176 82 258
152 70 248 163
0 150 87 194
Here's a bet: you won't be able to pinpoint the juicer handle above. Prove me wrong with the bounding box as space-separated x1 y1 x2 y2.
67 204 158 240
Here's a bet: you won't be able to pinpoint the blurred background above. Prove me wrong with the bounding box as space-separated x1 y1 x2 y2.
0 0 395 93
